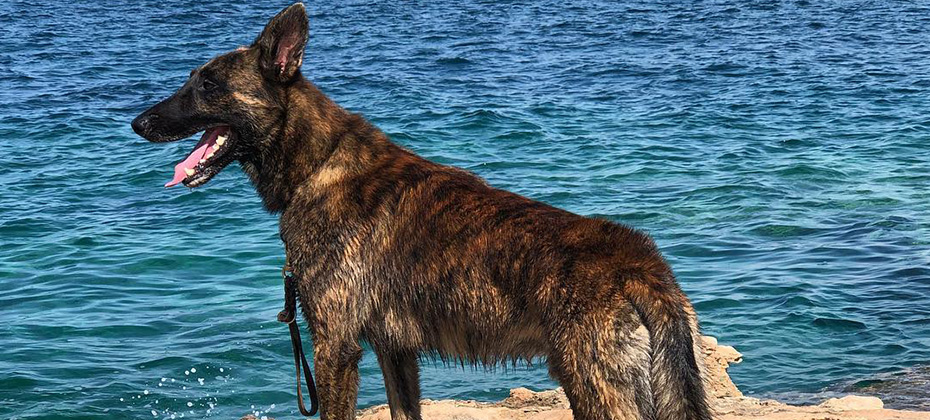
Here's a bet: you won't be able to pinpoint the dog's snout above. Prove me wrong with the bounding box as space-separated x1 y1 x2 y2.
131 113 155 136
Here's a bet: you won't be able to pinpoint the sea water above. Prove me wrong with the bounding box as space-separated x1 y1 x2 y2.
1 1 929 418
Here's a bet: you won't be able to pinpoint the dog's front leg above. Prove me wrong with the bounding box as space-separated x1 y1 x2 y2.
313 329 363 420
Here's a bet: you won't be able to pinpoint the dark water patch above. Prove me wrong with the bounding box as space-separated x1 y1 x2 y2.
844 365 930 410
748 224 825 238
435 56 472 66
811 317 868 331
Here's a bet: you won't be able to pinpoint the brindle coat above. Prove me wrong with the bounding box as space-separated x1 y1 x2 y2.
132 4 712 420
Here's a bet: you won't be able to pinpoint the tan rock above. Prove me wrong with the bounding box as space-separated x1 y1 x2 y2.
702 335 744 399
500 388 569 410
509 387 536 402
821 395 885 411
248 336 930 420
526 409 572 420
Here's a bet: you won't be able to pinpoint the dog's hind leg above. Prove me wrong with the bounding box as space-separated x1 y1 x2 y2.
374 347 422 420
547 300 654 420
314 337 363 420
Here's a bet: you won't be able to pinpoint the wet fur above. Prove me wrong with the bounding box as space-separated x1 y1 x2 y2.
133 4 712 420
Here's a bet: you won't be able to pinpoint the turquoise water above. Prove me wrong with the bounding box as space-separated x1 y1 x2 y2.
2 0 930 418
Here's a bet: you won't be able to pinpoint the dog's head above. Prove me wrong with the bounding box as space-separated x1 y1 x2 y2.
131 3 308 188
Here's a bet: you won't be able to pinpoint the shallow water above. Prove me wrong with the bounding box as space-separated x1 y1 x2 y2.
2 0 930 418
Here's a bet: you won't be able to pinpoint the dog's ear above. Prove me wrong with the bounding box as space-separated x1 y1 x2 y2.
254 3 308 83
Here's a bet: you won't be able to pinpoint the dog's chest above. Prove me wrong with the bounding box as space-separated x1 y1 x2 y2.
278 204 376 289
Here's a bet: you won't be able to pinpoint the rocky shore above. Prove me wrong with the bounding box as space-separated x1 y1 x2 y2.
245 336 930 420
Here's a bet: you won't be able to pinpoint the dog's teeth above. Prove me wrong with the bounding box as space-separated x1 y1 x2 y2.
212 144 220 151
216 136 227 145
184 168 195 176
206 152 214 159
199 159 205 164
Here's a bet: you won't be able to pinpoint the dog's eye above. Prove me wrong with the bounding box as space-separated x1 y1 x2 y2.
200 78 218 92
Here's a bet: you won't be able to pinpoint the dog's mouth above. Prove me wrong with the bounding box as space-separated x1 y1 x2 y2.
165 126 237 188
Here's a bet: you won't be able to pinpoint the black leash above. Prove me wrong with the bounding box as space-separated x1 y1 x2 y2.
277 263 319 417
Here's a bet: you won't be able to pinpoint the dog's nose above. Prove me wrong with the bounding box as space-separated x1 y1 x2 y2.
131 114 154 136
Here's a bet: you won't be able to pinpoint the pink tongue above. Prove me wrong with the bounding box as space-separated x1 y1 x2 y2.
165 142 210 188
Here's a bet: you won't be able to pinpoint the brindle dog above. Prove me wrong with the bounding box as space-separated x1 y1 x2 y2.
131 4 711 420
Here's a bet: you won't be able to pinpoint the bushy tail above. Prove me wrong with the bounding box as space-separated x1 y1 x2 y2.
624 270 711 420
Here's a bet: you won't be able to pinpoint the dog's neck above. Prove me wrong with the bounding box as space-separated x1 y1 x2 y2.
243 77 396 213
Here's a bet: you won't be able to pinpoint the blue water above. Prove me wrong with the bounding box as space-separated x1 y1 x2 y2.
2 0 930 418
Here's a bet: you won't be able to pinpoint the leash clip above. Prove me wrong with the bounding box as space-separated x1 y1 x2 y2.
276 266 298 325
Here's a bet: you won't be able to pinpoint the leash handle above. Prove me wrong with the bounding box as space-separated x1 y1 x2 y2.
277 269 319 416
288 320 318 416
